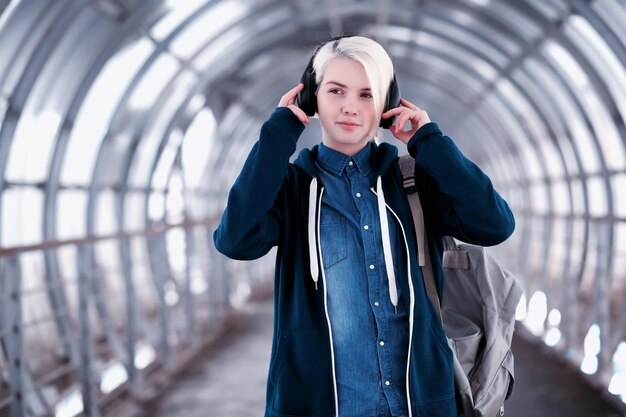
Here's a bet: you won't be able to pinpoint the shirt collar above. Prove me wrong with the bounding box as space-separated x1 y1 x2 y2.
317 142 373 177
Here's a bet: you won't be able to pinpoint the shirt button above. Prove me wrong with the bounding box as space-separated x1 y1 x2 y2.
374 301 380 306
363 225 369 230
348 161 354 166
379 341 385 346
369 264 375 270
385 380 391 386
356 192 361 198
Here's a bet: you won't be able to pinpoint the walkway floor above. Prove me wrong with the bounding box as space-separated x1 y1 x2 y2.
138 295 626 417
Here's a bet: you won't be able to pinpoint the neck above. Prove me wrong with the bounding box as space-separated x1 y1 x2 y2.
321 141 370 157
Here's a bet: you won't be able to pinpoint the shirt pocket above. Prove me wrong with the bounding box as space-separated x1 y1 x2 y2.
319 212 348 268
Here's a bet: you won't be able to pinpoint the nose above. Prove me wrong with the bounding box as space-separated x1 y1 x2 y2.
342 94 359 115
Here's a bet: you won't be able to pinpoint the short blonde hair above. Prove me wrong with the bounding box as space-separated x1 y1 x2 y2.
312 36 394 139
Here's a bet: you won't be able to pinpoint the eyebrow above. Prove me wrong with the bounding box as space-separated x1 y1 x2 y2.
324 81 371 91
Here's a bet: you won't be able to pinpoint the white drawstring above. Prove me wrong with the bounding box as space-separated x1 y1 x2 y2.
376 177 399 311
308 178 319 289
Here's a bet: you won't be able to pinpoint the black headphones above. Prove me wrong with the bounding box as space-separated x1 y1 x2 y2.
296 36 401 129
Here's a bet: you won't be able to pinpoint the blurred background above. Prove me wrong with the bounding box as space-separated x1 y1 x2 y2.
0 0 625 416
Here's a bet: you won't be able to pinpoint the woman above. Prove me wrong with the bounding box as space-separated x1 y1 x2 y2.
214 36 515 417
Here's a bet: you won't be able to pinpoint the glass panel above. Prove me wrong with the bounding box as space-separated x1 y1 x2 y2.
0 0 23 34
148 191 165 222
0 95 7 126
530 182 549 215
592 0 626 48
570 179 585 216
124 191 146 231
152 129 182 191
182 106 216 189
535 47 602 174
587 175 608 218
129 69 195 188
57 245 77 292
169 0 248 60
564 15 626 171
56 245 79 325
579 223 599 296
519 141 544 182
127 52 179 111
57 190 87 240
549 218 567 284
20 251 67 367
166 170 184 225
131 236 157 312
612 173 626 218
420 31 498 81
520 60 580 176
497 78 565 179
2 187 43 246
166 227 186 279
486 0 543 42
150 0 207 41
551 179 570 216
5 110 62 183
192 26 245 71
94 239 126 329
611 239 626 298
527 218 546 273
62 38 154 185
95 190 117 236
421 15 509 69
427 7 522 57
524 0 568 21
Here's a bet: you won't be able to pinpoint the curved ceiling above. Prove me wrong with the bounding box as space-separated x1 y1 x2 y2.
0 0 625 412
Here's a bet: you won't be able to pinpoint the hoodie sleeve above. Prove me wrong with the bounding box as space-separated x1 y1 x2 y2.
213 107 305 260
406 122 515 246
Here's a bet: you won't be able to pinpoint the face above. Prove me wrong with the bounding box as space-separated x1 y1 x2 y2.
316 57 379 156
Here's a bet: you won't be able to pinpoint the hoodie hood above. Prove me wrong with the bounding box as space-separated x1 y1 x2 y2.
293 141 400 186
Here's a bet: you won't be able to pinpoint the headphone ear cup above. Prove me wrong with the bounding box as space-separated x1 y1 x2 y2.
380 75 401 129
297 65 317 117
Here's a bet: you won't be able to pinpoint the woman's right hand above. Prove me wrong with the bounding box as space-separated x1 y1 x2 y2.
278 83 309 125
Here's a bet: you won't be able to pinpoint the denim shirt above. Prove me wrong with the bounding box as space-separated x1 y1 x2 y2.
316 143 409 417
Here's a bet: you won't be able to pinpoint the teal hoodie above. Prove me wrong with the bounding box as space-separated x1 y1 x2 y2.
214 107 515 417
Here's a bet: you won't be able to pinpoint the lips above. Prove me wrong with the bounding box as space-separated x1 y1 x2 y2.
337 121 360 126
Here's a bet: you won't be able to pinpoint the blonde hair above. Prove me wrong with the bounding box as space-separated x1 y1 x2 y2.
312 36 394 139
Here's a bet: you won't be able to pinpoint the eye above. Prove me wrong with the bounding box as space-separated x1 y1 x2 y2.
361 92 373 99
329 88 342 95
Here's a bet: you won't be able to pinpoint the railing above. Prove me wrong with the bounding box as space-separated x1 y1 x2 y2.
0 218 274 417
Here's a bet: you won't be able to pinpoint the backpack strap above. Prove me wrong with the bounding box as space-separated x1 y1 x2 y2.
442 236 469 270
398 155 442 320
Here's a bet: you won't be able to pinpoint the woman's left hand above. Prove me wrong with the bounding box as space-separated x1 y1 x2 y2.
381 98 431 144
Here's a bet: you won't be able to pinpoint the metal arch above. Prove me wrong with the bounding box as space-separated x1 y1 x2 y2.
512 67 584 311
404 1 621 365
570 0 626 70
4 0 170 401
0 0 88 371
108 4 302 367
81 0 227 393
390 21 583 325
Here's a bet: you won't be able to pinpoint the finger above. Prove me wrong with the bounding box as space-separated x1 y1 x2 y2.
381 107 404 118
396 114 411 132
288 105 309 124
279 83 304 107
400 98 419 110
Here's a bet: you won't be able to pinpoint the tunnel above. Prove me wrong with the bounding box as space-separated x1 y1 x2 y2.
0 0 625 416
